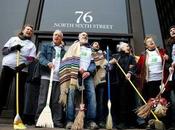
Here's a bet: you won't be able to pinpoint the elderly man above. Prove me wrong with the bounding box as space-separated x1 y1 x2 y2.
35 30 66 128
59 32 98 129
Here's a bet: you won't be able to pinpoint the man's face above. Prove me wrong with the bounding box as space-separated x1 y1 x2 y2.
145 38 156 50
53 32 63 45
79 32 88 44
92 42 100 50
170 27 175 37
22 26 33 38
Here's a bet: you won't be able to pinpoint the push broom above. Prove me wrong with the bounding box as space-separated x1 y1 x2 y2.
115 60 165 130
13 50 26 129
106 46 113 129
36 59 55 128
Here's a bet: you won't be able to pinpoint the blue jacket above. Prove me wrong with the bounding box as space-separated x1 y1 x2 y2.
39 42 66 75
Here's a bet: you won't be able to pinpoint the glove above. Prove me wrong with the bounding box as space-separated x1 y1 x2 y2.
10 44 22 51
15 63 26 72
105 64 111 72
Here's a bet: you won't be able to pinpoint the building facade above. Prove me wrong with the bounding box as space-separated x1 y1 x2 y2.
0 0 174 117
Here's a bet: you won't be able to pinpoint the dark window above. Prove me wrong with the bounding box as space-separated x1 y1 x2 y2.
40 0 128 34
0 0 28 67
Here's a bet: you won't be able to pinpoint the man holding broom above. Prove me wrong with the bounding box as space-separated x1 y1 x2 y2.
35 30 66 128
59 32 98 129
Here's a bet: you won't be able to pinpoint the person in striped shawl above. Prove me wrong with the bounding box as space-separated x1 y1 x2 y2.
91 41 107 128
59 32 98 129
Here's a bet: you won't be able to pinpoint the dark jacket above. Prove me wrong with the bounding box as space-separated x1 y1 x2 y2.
110 51 136 85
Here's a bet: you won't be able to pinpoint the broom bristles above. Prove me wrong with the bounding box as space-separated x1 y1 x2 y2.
136 104 152 118
13 114 26 129
71 111 85 130
106 100 113 129
106 113 113 129
36 106 54 128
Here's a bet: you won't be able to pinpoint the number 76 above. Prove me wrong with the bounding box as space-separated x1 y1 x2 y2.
75 11 93 24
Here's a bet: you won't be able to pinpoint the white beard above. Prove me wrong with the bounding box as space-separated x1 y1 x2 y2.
80 39 88 44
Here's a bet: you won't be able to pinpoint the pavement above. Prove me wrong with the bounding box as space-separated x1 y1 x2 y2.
0 118 145 130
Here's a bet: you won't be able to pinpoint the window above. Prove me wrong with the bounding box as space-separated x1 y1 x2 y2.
40 0 128 34
0 0 28 67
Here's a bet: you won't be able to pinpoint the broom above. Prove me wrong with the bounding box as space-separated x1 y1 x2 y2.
106 46 113 130
13 50 26 130
136 59 171 119
36 59 55 128
71 80 85 130
115 60 165 130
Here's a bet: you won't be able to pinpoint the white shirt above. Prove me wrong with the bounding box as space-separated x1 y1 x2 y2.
172 44 175 64
2 36 36 72
80 46 92 71
147 50 162 81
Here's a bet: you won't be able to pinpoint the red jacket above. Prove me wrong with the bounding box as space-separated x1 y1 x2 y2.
136 48 169 91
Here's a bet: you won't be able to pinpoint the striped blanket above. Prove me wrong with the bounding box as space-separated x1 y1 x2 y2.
59 41 81 106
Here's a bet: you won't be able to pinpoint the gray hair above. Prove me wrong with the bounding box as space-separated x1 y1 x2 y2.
53 30 63 38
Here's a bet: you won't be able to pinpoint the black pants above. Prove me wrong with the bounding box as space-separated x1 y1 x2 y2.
0 66 27 118
143 80 161 101
35 79 64 125
111 81 136 126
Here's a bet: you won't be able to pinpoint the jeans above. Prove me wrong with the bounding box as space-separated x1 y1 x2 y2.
96 83 107 123
67 76 96 122
170 89 175 124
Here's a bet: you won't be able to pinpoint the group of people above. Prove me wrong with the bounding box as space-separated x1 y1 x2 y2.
0 24 175 130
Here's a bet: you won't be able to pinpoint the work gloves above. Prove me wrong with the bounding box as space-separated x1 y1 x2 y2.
10 44 23 52
15 63 26 72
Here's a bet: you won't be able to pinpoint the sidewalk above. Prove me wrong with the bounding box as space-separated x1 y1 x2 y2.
0 118 144 130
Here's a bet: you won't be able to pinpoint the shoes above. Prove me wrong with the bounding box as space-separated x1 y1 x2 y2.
98 122 105 128
116 123 127 129
168 128 175 130
137 123 147 129
66 122 73 129
54 122 64 128
87 121 99 129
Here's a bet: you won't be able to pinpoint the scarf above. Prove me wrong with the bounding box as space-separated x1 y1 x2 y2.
92 50 107 86
18 33 31 40
59 41 81 106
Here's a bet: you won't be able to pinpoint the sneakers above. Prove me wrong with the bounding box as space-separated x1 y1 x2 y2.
66 122 73 129
54 122 64 128
87 121 99 129
98 122 105 128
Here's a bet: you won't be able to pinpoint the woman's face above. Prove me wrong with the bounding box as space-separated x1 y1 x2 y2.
22 26 33 38
145 37 156 50
121 43 130 53
170 27 175 37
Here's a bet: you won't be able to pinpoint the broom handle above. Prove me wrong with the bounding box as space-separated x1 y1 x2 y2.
81 79 84 104
106 46 111 100
115 61 160 121
16 50 20 114
46 59 55 105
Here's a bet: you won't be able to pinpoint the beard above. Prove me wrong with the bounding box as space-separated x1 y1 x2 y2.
79 38 88 44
